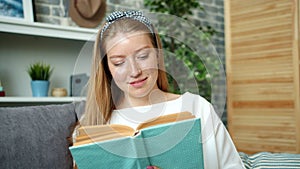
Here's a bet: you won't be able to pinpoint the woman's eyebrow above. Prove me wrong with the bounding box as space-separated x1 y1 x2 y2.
109 55 125 59
108 45 152 59
134 45 152 54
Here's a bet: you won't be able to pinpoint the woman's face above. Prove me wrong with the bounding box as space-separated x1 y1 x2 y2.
106 32 159 99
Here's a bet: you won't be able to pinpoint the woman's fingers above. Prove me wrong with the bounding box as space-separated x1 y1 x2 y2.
146 166 160 169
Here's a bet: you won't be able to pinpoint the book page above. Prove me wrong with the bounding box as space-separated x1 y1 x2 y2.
74 124 135 146
136 111 195 130
70 117 204 169
142 118 204 169
74 111 194 146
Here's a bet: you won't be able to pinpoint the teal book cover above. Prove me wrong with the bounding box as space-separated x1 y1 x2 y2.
70 118 204 169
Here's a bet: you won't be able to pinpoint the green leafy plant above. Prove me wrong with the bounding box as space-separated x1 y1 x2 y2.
144 0 218 101
27 62 53 81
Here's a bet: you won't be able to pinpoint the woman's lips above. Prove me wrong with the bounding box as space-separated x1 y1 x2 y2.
129 77 148 88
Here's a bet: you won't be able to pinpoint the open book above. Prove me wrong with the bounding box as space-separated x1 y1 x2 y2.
70 112 204 169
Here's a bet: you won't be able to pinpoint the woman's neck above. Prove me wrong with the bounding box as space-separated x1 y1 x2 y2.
116 90 180 109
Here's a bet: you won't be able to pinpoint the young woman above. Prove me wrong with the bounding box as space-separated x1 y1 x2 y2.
80 10 245 169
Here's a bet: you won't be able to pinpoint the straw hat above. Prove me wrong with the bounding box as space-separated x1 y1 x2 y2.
69 0 106 28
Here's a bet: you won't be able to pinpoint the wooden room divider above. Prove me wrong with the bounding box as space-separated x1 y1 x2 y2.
225 0 300 154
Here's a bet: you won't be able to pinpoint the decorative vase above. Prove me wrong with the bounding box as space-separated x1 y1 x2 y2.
51 88 67 97
31 80 50 97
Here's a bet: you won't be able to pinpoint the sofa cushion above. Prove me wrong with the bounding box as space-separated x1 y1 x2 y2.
0 103 78 169
239 152 300 169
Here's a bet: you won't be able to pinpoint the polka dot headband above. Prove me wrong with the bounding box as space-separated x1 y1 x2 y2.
100 10 154 40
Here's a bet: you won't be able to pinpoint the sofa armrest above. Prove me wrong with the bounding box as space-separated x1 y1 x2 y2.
0 103 78 169
239 152 300 169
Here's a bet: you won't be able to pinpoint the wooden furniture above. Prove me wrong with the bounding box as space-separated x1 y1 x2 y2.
225 0 299 154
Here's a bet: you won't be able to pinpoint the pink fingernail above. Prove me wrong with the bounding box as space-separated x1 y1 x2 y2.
147 166 154 169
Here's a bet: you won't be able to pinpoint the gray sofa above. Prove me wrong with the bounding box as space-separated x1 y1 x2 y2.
0 103 83 169
1 103 300 169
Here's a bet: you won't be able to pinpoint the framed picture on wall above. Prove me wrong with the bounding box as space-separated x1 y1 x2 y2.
0 0 34 22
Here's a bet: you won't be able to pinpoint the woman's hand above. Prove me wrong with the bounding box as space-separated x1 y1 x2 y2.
146 166 160 169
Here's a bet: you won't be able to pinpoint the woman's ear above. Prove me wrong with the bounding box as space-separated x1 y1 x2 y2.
156 48 160 58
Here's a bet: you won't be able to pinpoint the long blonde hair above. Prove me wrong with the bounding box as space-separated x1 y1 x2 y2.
81 18 169 125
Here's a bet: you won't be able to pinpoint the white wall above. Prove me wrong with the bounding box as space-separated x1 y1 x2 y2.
0 32 93 96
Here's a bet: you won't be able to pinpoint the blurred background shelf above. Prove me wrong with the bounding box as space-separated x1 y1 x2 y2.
0 97 85 107
0 18 97 41
0 17 93 98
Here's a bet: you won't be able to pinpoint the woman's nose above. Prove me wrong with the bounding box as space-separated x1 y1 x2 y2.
129 60 142 77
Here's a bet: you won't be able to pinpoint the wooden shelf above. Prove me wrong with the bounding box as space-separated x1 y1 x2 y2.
0 17 98 41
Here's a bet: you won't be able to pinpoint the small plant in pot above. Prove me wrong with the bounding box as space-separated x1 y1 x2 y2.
27 62 53 97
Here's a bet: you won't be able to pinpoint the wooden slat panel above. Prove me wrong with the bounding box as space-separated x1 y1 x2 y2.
233 132 296 144
230 115 296 132
232 108 294 115
231 57 293 73
232 40 292 55
236 142 296 154
231 14 292 33
232 100 294 109
231 83 294 101
232 68 293 81
293 0 300 152
231 109 297 154
230 0 289 12
231 7 292 24
225 0 299 153
232 35 291 48
232 28 292 42
231 1 292 21
231 48 291 60
232 23 292 39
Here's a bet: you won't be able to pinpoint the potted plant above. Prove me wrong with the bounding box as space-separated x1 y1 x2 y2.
144 0 217 101
27 62 53 97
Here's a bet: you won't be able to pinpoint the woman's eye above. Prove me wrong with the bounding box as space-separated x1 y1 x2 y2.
113 61 124 66
137 53 149 60
111 58 125 66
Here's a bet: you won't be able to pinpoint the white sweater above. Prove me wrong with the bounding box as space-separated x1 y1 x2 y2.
110 92 245 169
